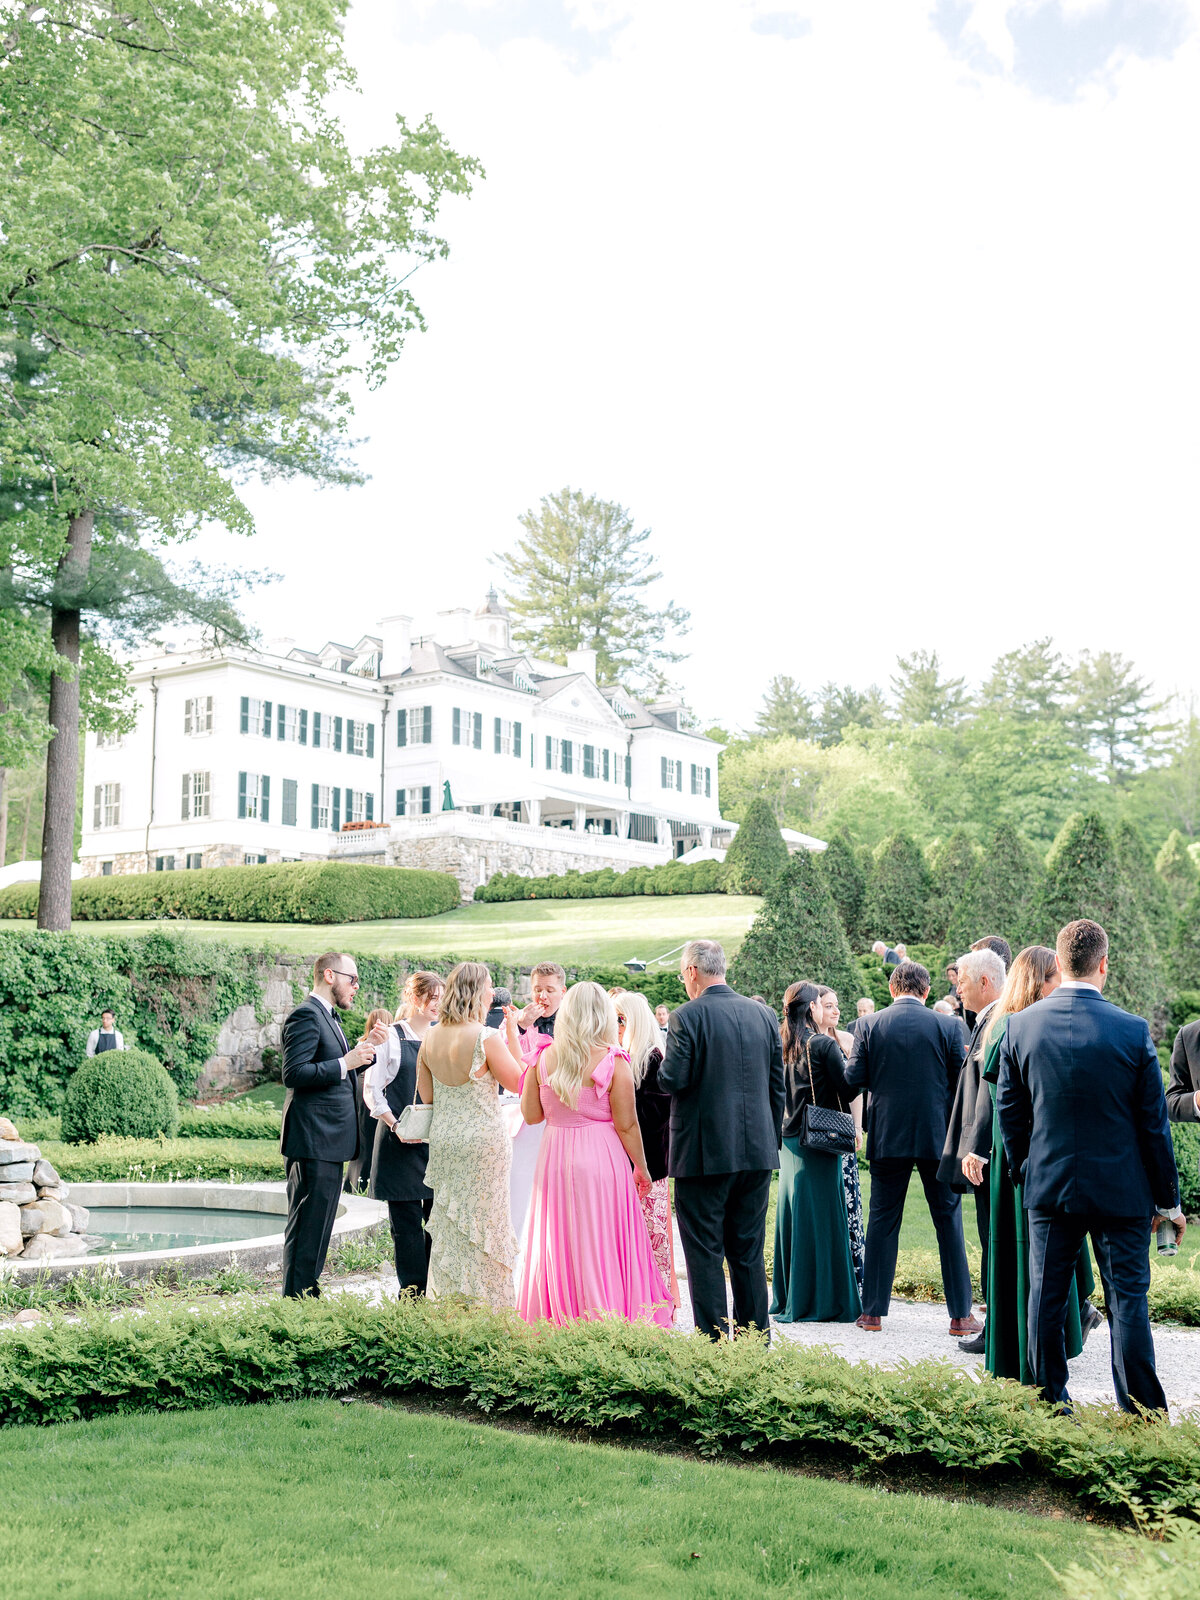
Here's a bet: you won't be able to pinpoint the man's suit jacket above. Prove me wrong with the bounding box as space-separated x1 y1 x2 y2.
845 996 966 1160
937 1007 996 1188
1167 1018 1200 1124
996 985 1178 1217
280 995 359 1164
659 983 785 1178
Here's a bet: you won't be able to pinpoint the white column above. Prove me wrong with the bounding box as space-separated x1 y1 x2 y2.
656 817 672 849
615 810 630 839
573 804 587 833
523 798 541 826
700 824 713 848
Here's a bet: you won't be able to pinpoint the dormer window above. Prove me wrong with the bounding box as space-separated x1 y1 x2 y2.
612 698 636 722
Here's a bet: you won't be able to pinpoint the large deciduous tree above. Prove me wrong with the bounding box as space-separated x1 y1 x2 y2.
0 0 478 928
499 488 689 695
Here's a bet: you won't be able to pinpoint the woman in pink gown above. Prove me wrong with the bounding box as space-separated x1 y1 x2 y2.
517 982 673 1329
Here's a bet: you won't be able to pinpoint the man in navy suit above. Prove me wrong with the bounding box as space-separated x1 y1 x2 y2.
846 960 976 1334
280 952 386 1298
997 919 1184 1413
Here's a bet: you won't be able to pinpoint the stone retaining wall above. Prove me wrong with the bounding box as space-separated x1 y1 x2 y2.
388 833 652 899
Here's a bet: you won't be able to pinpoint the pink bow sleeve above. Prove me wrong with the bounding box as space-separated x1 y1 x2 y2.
590 1047 628 1097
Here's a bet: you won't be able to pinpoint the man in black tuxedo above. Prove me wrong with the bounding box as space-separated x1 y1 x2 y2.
280 952 385 1298
846 960 976 1334
659 939 785 1340
1167 1016 1200 1126
998 919 1184 1413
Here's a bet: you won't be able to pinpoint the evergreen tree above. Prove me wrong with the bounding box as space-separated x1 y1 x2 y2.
1069 651 1165 784
945 822 1045 956
1114 821 1174 954
819 830 866 945
811 681 892 745
862 831 932 944
755 675 814 741
1171 884 1200 992
722 798 789 895
500 488 689 695
730 848 860 1013
1037 812 1165 1020
981 637 1072 723
891 650 968 727
926 829 980 944
1156 828 1199 913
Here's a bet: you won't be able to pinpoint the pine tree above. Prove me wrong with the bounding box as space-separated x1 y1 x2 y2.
730 848 860 1013
926 829 980 944
1037 812 1165 1020
722 798 789 895
945 822 1045 957
819 830 866 945
862 831 932 944
1156 829 1199 913
755 675 814 741
1114 821 1174 954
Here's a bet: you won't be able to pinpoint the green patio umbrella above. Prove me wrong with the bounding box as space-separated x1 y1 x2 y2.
441 780 455 811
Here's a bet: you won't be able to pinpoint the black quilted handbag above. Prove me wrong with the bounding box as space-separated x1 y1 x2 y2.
799 1039 857 1155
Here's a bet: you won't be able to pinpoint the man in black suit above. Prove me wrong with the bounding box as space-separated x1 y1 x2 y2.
280 952 385 1298
997 919 1184 1413
1167 1016 1200 1126
659 939 785 1340
846 960 976 1335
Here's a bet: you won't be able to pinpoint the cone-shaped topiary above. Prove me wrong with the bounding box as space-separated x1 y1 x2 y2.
945 822 1045 957
730 848 860 1013
819 830 866 944
1037 811 1165 1022
1157 829 1199 914
862 831 932 945
926 829 981 945
1172 884 1200 992
61 1047 181 1143
1114 821 1174 954
722 798 789 895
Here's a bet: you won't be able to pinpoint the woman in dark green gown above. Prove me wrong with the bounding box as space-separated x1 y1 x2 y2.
974 946 1096 1384
771 982 862 1324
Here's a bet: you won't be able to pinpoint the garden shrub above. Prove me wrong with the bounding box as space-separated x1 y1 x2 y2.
0 861 460 925
1172 1122 1200 1215
926 830 980 945
1157 828 1199 913
10 1105 282 1141
1173 887 1200 992
1116 821 1175 956
730 848 859 1012
571 966 687 1008
42 1136 284 1182
945 821 1045 957
862 831 932 944
819 830 866 945
60 1048 181 1143
474 858 725 903
3 1296 1200 1520
720 798 788 895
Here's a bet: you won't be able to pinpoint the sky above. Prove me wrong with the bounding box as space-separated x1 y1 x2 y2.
199 0 1200 731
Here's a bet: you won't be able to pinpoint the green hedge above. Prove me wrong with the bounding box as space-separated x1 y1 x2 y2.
41 1136 284 1183
12 1105 281 1142
2 1297 1198 1519
0 862 460 925
475 858 725 902
61 1048 180 1143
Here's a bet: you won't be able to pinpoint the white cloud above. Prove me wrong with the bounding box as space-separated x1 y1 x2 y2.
197 0 1200 729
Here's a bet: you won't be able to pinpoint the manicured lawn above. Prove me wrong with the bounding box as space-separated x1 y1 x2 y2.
0 1399 1114 1599
55 892 762 967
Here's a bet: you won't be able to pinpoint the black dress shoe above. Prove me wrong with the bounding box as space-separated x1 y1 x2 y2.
1080 1301 1104 1346
957 1327 986 1354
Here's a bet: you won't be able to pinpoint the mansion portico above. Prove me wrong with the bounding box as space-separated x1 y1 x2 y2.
79 591 731 896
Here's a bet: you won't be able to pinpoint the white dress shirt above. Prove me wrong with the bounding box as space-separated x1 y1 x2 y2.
364 1020 420 1120
310 991 350 1077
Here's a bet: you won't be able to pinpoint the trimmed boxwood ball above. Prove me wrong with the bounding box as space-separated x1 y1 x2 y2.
61 1047 181 1143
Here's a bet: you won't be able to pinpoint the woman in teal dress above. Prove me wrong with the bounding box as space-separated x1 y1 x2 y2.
973 946 1097 1384
771 983 862 1324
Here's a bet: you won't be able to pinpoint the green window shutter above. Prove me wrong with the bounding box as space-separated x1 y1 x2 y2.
705 767 711 798
277 703 285 738
421 786 431 814
397 709 407 746
299 709 308 745
334 716 343 752
545 735 552 767
237 772 247 819
562 740 573 774
181 774 190 821
311 784 320 828
625 753 632 787
260 775 271 822
396 788 405 816
312 711 321 748
452 708 460 745
423 706 432 743
472 712 481 749
93 786 102 828
494 716 502 754
282 778 297 826
332 786 341 829
514 721 522 758
263 701 272 738
676 762 682 791
366 723 375 759
240 696 249 734
345 718 355 753
366 793 374 822
661 756 668 787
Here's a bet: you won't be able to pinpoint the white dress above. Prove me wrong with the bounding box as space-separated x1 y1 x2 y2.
425 1026 518 1310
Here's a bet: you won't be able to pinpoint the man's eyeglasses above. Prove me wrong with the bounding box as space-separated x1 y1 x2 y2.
326 969 360 987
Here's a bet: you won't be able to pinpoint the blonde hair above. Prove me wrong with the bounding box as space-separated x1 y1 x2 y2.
549 981 618 1109
985 946 1058 1049
438 961 491 1027
616 990 659 1086
361 1007 393 1038
400 969 443 1018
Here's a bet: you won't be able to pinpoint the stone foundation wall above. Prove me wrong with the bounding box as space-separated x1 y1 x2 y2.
79 846 327 877
389 834 653 900
193 959 306 1097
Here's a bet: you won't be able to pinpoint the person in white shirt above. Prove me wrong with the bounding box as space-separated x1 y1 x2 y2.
85 1010 125 1056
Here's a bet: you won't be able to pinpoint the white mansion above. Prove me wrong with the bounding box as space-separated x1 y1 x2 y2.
79 591 733 897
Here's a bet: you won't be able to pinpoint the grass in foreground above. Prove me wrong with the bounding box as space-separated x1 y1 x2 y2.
51 891 762 965
0 1399 1114 1600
